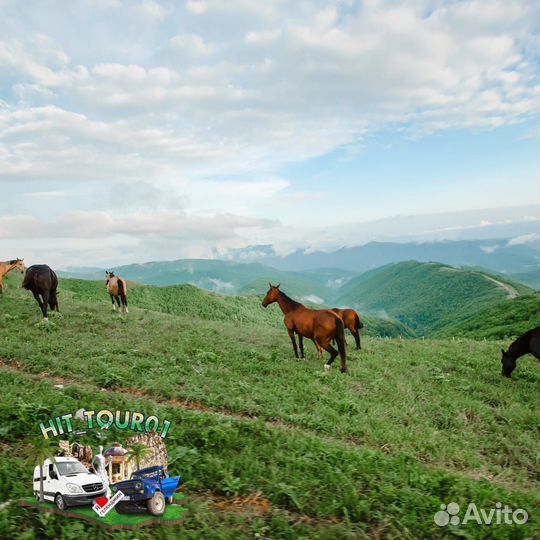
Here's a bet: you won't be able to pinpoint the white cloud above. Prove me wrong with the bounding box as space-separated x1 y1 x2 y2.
301 294 324 305
0 0 537 265
245 29 282 44
0 0 536 183
137 0 167 21
206 278 234 292
185 1 207 15
0 209 276 240
507 233 539 246
480 244 500 254
169 34 213 56
23 191 68 199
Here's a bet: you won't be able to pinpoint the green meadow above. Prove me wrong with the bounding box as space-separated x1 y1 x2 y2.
0 272 538 539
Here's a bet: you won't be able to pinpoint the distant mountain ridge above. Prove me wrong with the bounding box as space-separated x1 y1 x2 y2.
58 258 536 339
226 238 539 276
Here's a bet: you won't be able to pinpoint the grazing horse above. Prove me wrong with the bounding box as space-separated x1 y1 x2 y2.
0 258 26 294
22 265 59 320
501 327 540 377
106 271 128 313
262 284 347 372
331 307 364 350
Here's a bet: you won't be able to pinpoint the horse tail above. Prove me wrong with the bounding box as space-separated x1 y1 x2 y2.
118 278 126 298
335 316 347 363
356 312 364 330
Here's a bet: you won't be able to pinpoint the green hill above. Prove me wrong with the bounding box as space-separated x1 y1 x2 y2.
58 277 410 337
336 261 533 335
435 293 539 340
58 259 354 303
0 272 538 539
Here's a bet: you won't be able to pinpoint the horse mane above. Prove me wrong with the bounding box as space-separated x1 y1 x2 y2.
508 328 537 357
278 289 303 310
8 259 18 264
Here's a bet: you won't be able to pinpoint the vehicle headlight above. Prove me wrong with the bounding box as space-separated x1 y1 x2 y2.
135 482 142 490
66 483 84 494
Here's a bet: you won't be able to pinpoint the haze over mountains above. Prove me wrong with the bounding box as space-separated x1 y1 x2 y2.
226 238 538 275
60 237 539 292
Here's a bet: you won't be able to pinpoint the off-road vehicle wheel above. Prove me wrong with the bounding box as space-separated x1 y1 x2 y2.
147 491 165 516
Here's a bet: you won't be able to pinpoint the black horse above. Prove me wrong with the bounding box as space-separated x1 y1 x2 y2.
22 265 59 320
501 327 540 377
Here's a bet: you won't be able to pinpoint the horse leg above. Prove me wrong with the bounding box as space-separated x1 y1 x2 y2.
0 276 3 294
40 290 50 320
110 294 116 310
352 328 361 350
115 296 121 309
298 335 305 358
31 291 44 316
50 293 59 312
122 294 128 313
287 329 299 358
321 341 339 370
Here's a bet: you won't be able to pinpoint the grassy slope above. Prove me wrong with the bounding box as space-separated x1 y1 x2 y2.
435 293 539 339
337 261 533 335
0 273 538 539
58 277 412 337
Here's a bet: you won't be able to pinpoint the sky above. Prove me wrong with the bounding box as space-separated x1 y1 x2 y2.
0 0 538 268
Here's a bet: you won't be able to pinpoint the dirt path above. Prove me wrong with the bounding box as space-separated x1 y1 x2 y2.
0 358 526 493
482 274 519 299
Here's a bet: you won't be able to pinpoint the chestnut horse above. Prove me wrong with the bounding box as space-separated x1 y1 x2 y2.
106 271 128 312
22 264 59 320
262 284 347 372
331 308 364 350
0 258 26 294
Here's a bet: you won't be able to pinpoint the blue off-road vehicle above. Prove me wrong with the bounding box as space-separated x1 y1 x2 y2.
111 466 181 516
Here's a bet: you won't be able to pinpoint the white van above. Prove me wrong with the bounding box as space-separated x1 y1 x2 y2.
33 456 106 510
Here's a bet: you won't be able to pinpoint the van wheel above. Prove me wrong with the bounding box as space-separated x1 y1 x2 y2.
55 494 67 511
147 491 165 516
34 491 40 502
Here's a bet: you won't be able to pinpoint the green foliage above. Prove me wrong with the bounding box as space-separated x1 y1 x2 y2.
0 371 538 539
125 442 152 470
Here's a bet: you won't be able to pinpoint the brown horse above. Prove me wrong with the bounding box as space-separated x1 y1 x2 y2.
262 284 347 372
106 271 128 313
0 258 26 294
331 308 364 350
22 264 59 320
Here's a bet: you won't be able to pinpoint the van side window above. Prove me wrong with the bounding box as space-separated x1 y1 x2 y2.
48 464 55 478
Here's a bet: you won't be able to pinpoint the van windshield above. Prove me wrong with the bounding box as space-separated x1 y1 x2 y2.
56 462 89 476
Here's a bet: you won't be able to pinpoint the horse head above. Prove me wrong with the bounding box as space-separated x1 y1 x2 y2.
15 258 26 274
262 282 280 307
500 349 516 378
